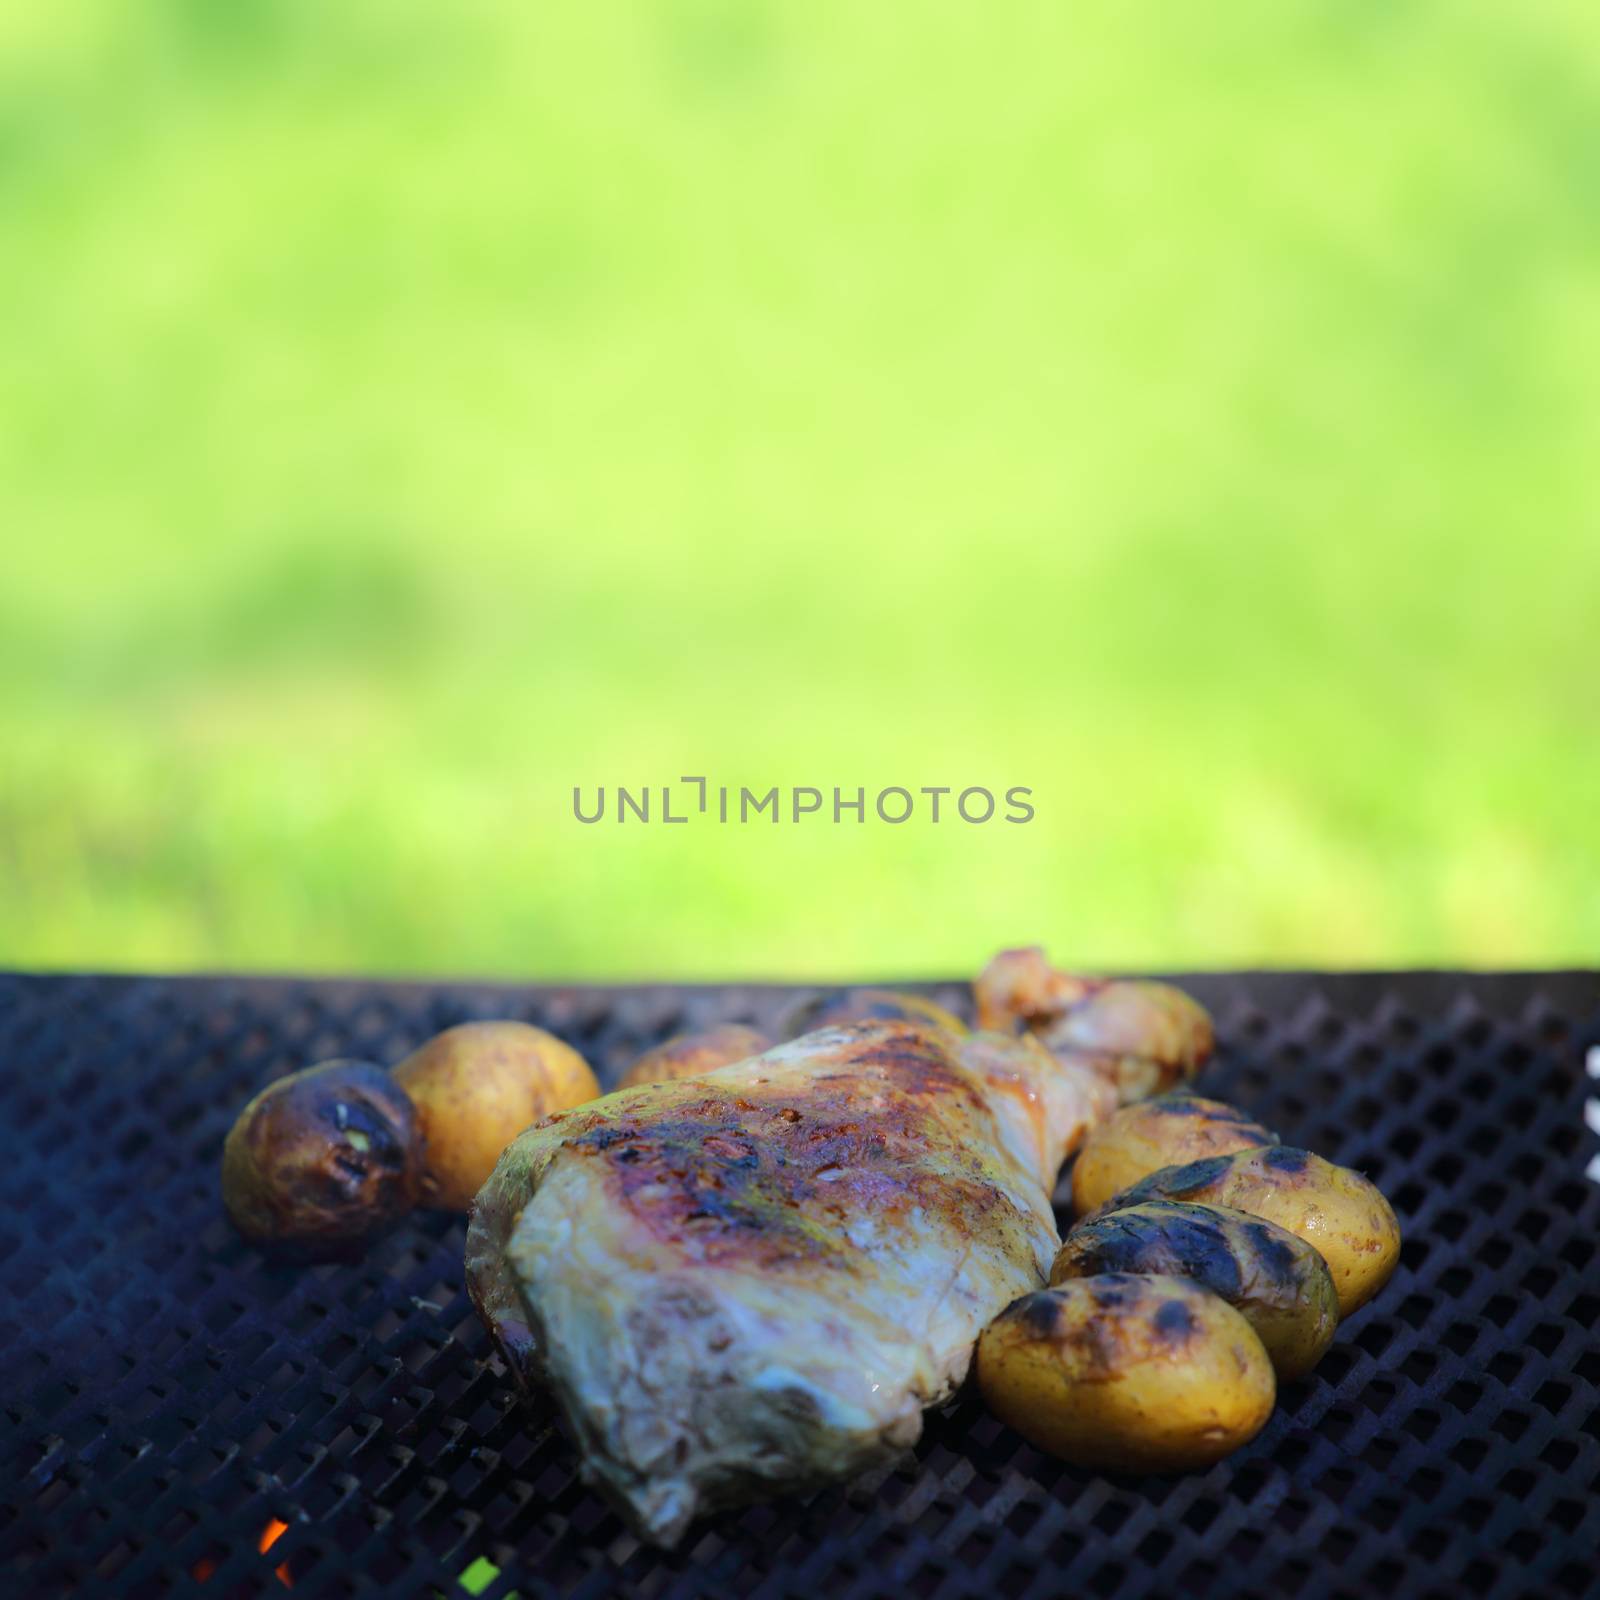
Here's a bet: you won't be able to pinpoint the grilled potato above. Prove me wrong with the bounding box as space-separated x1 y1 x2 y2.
617 1023 771 1090
977 1274 1275 1471
221 1060 421 1258
1070 1094 1276 1215
394 1021 600 1211
1089 1146 1400 1317
1052 1200 1338 1379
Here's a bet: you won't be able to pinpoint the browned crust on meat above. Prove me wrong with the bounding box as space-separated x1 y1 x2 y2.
529 1022 1030 1272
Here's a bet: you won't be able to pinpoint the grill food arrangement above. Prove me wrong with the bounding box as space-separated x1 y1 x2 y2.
1 969 1596 1597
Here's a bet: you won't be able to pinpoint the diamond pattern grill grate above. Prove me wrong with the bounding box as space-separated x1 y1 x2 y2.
1 971 1597 1599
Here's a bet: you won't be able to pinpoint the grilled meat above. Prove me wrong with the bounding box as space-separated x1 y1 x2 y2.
975 947 1214 1103
466 1020 1113 1544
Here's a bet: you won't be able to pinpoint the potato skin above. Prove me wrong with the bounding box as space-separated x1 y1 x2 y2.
778 988 966 1042
221 1060 420 1259
977 1274 1275 1471
1090 1147 1401 1317
617 1024 771 1091
393 1022 600 1212
1070 1094 1276 1216
1052 1200 1338 1380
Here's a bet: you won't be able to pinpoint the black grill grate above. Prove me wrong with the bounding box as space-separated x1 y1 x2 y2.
1 971 1598 1600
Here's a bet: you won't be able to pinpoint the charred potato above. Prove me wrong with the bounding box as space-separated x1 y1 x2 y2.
1090 1146 1401 1317
393 1021 600 1211
978 1274 1275 1471
617 1023 771 1090
974 948 1214 1103
1052 1200 1338 1379
778 987 966 1042
221 1060 421 1258
1070 1093 1276 1215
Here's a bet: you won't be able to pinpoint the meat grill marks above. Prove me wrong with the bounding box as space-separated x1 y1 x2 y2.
465 1020 1085 1543
547 1027 1026 1272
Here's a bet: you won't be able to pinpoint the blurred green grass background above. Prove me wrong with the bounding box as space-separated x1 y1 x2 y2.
2 0 1597 979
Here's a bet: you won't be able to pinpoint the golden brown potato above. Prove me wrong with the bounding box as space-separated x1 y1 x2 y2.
777 987 966 1042
1070 1094 1276 1216
221 1060 421 1259
974 948 1214 1104
1052 1200 1339 1380
617 1023 771 1090
393 1022 600 1211
1089 1146 1401 1317
977 1274 1275 1471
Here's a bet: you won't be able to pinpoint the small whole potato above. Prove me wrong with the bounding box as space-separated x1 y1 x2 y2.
974 948 1214 1104
1052 1200 1339 1380
1071 1093 1277 1215
778 988 966 1042
978 1274 1275 1472
617 1023 772 1091
1090 1146 1401 1317
221 1060 421 1258
394 1021 600 1211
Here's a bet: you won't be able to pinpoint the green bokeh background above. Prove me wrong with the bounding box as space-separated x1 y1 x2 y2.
3 1 1597 979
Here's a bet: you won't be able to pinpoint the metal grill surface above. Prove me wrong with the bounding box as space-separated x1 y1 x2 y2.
1 971 1597 1600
